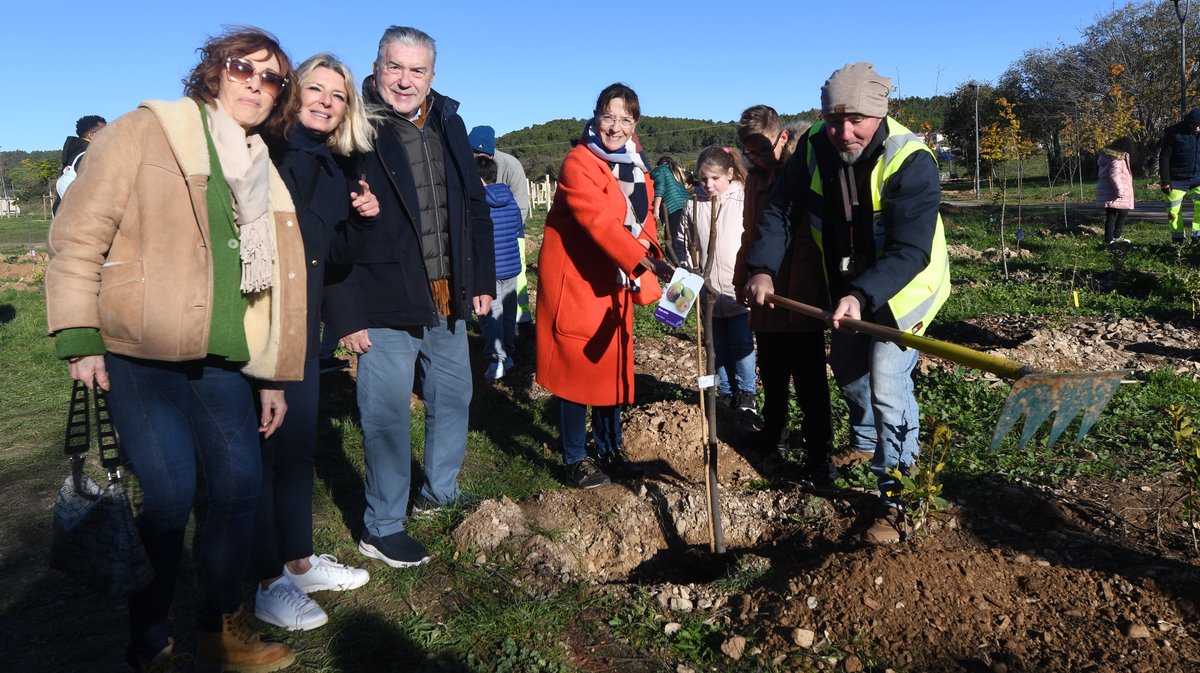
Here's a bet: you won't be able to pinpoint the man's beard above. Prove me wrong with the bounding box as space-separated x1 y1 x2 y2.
838 149 863 164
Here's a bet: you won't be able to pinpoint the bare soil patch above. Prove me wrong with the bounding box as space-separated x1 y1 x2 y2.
455 319 1200 671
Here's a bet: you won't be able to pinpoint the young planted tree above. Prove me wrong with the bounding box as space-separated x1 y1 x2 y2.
979 97 1034 279
19 158 61 216
1060 63 1142 199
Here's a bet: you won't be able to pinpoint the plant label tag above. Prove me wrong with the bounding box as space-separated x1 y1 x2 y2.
654 268 703 328
697 374 717 389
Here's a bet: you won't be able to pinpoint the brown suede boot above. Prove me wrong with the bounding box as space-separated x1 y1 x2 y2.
194 608 295 673
863 506 907 544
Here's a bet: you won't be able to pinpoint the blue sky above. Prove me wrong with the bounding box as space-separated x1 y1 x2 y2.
0 1 1133 153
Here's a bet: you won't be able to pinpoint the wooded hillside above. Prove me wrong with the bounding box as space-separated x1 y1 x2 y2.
498 97 947 179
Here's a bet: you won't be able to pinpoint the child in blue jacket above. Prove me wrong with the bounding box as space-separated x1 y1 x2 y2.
477 156 525 380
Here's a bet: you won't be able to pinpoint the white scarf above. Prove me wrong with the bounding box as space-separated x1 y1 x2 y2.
583 119 650 291
208 101 276 293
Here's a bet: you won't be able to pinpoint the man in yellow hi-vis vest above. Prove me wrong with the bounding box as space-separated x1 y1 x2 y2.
744 62 950 545
1158 108 1200 244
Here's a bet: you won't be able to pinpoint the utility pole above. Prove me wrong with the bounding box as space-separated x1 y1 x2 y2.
1175 0 1191 120
971 81 981 199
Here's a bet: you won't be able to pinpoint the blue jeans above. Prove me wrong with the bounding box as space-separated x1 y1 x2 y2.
828 330 920 502
480 275 518 363
714 314 756 396
558 398 622 465
104 354 262 656
356 318 472 536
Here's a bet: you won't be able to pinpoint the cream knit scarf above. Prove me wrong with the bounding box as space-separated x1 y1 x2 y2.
208 101 276 293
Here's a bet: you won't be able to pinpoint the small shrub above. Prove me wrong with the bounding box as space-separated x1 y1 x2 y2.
1166 405 1200 553
886 418 952 535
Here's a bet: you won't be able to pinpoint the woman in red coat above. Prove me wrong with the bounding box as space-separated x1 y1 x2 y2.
536 82 669 489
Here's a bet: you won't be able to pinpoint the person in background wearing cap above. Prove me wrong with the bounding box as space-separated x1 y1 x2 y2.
469 125 534 328
1158 107 1200 244
743 62 950 544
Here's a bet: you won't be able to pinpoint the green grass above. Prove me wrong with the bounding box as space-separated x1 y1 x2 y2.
940 208 1200 321
0 213 50 250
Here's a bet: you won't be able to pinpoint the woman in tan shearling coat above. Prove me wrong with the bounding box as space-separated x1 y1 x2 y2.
44 28 304 673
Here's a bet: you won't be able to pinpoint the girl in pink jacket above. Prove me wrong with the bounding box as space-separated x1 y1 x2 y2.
679 147 756 414
1096 138 1135 245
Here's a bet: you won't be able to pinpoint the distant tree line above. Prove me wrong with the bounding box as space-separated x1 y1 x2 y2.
499 117 740 179
942 0 1197 181
497 102 947 180
0 150 59 207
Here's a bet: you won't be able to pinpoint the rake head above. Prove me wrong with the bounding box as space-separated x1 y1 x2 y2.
990 370 1129 450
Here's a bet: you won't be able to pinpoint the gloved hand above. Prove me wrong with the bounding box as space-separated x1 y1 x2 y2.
1162 182 1173 195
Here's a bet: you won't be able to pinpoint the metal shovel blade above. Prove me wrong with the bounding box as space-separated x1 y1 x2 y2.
990 370 1129 450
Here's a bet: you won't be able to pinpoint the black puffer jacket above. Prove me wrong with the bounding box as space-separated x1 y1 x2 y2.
1159 119 1200 185
324 81 495 335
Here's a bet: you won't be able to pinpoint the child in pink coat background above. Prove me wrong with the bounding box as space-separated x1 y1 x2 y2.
1096 137 1135 245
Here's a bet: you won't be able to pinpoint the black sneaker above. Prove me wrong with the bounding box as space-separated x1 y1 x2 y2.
319 356 349 373
568 457 611 489
596 447 644 479
358 531 430 568
733 391 758 415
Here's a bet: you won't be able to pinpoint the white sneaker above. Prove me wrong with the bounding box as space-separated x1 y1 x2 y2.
254 577 329 631
285 554 370 593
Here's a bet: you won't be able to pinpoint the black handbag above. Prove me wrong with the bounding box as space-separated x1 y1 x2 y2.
49 380 154 598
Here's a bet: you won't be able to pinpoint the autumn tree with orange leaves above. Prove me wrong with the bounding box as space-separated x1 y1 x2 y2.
979 97 1035 279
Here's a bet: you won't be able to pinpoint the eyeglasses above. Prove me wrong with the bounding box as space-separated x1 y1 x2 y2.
225 57 287 97
597 114 636 130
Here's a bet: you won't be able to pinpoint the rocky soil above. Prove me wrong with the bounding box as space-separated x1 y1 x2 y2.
454 313 1200 671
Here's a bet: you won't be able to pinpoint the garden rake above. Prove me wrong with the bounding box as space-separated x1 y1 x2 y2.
765 293 1129 450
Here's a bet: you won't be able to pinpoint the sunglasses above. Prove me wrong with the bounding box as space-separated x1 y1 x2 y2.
225 57 287 97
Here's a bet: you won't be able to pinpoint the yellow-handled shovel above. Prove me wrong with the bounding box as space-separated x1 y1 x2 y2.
765 293 1129 450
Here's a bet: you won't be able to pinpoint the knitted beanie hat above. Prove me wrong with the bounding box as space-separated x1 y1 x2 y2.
821 62 892 118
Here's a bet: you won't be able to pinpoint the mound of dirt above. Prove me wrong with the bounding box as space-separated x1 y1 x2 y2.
453 485 822 583
452 335 1200 671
